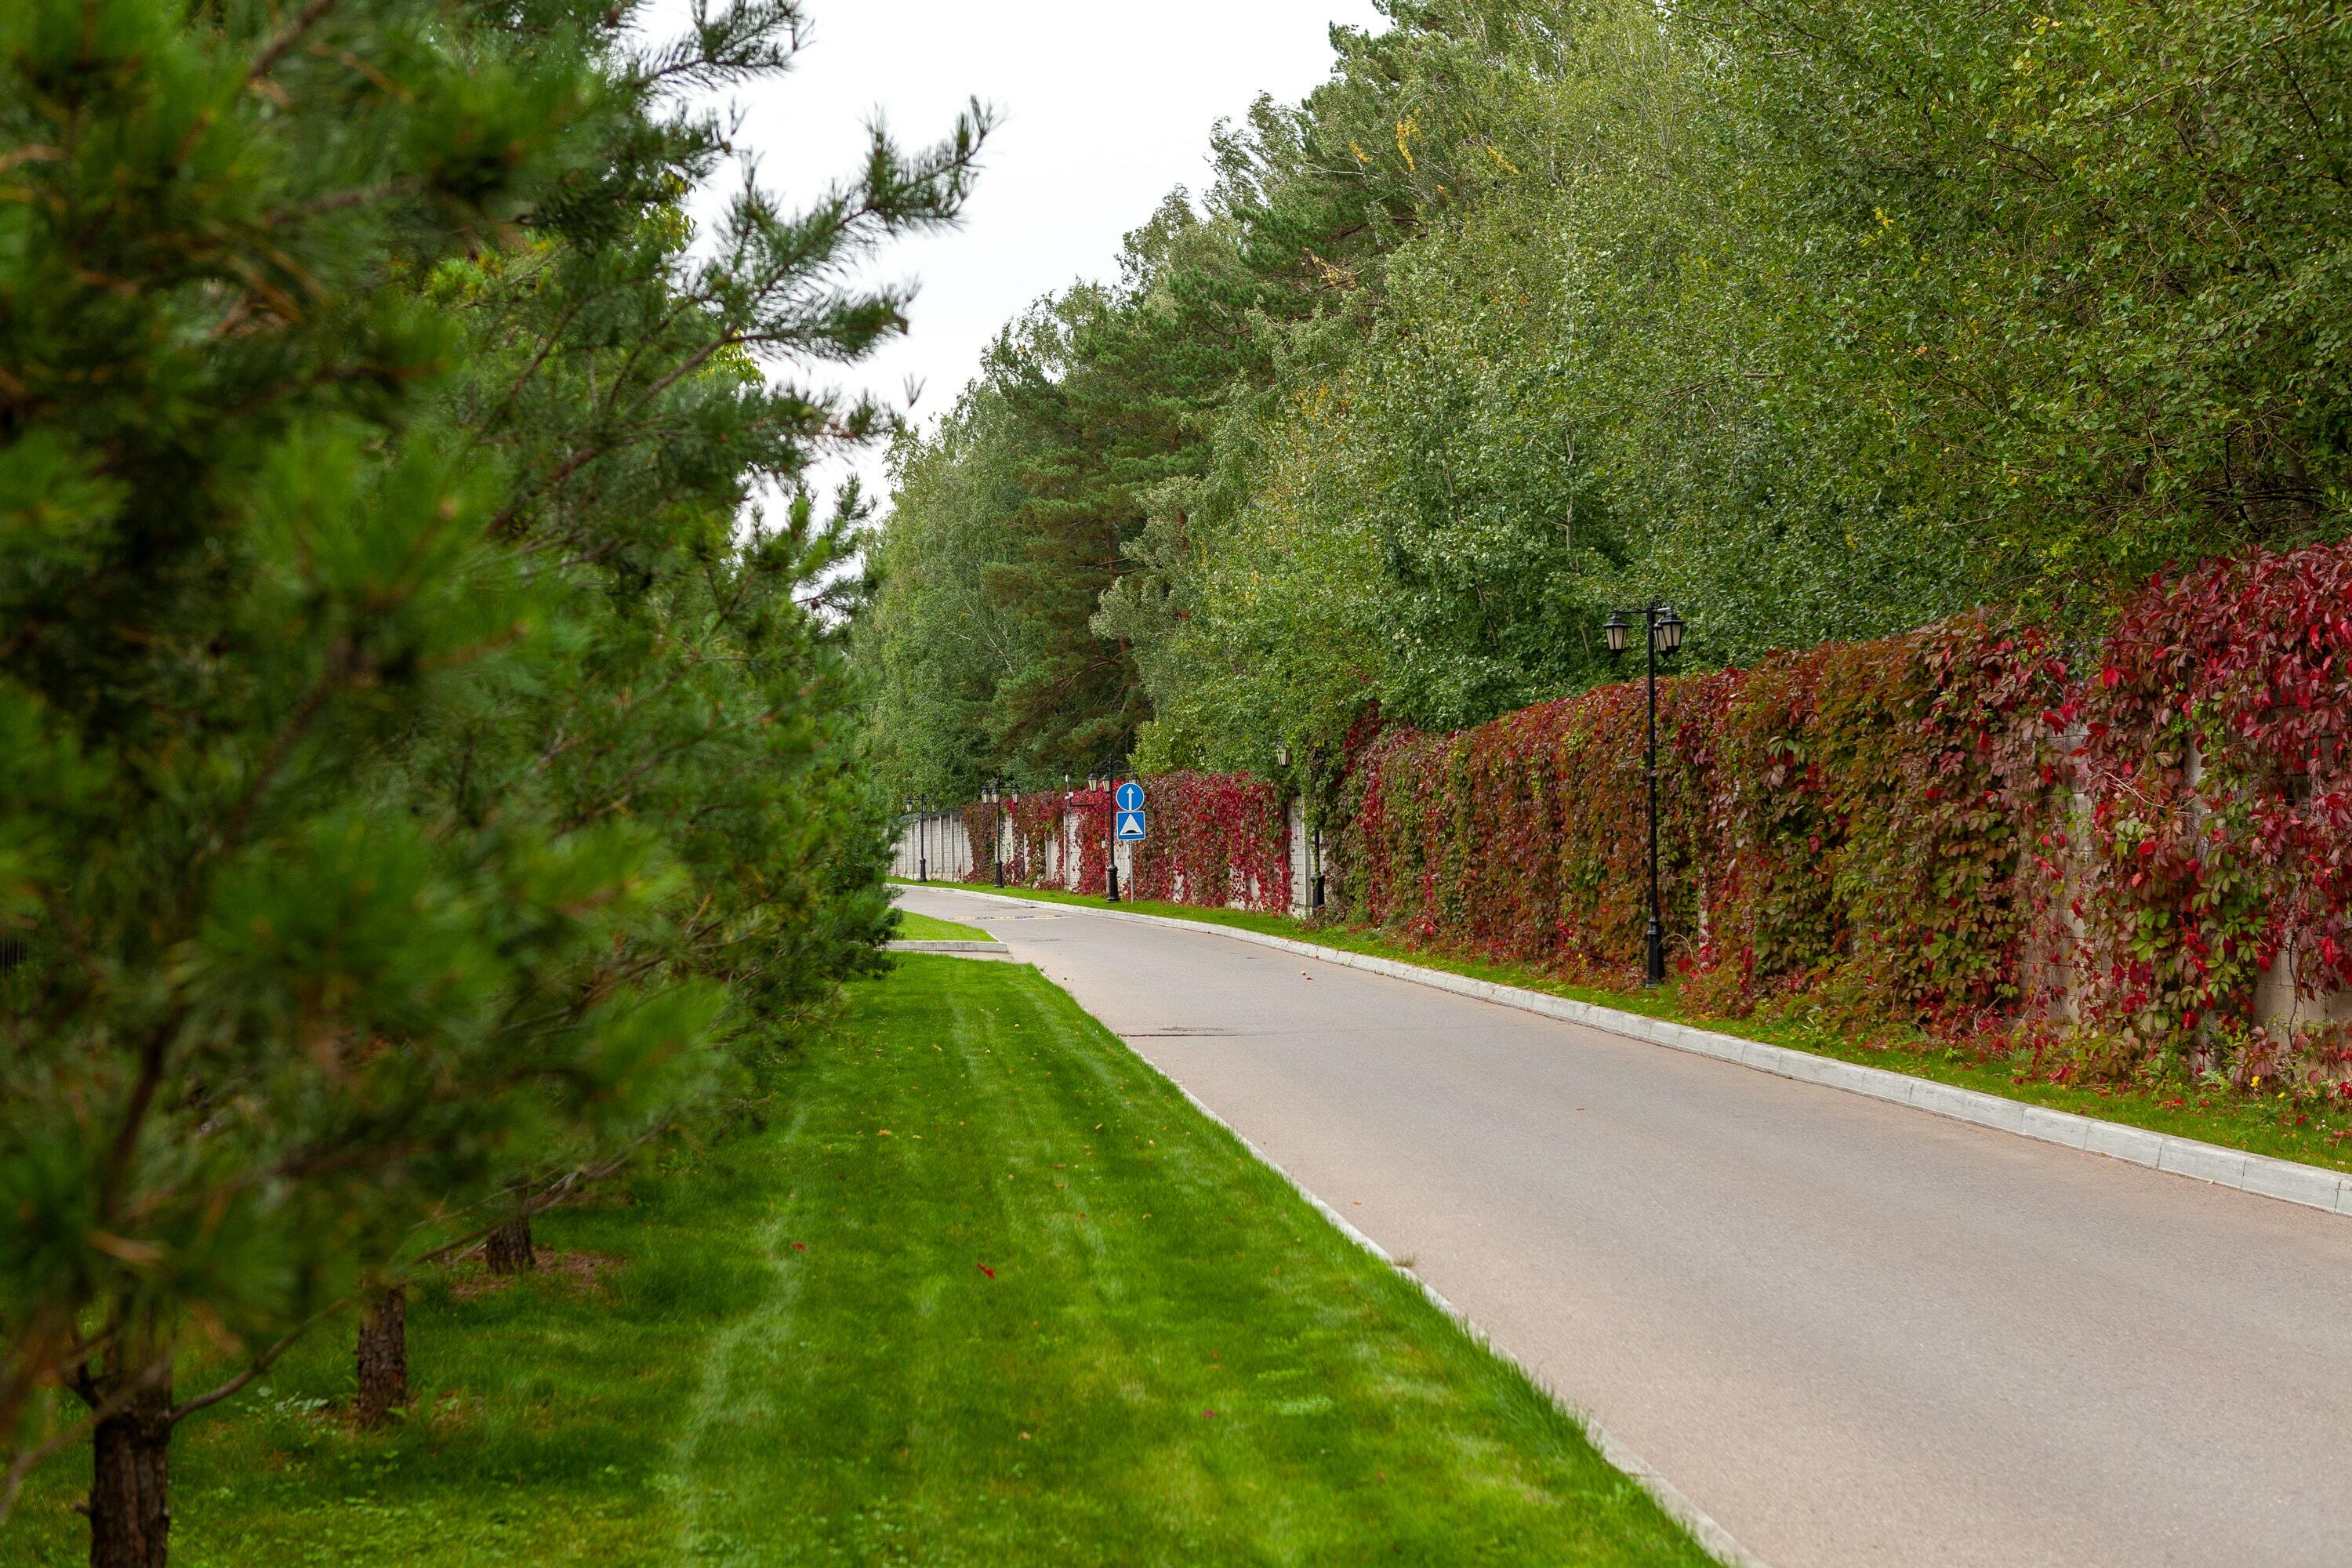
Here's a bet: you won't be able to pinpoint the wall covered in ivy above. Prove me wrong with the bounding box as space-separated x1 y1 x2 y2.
931 541 2352 1087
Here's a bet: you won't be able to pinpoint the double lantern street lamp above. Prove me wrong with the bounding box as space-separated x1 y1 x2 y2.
980 780 1009 887
1602 604 1686 988
1087 767 1122 903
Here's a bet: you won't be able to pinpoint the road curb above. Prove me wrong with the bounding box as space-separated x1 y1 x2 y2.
924 886 2352 1223
885 938 1009 953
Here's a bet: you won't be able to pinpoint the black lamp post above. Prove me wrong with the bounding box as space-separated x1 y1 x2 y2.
982 782 1004 887
917 795 931 884
1603 603 1686 986
1091 766 1121 902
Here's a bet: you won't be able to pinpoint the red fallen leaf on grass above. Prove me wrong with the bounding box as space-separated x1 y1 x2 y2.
976 1262 996 1279
793 1243 807 1251
1201 1408 1217 1419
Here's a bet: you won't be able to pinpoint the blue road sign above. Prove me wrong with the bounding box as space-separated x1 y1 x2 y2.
1115 809 1148 841
1115 779 1145 813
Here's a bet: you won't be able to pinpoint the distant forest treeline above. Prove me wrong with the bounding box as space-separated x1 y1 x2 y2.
859 0 2352 802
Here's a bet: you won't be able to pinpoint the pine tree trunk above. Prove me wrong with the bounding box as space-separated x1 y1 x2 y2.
353 1287 408 1428
85 1356 172 1568
483 1214 535 1275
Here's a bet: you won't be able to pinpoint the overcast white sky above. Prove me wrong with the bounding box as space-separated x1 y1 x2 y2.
645 0 1385 508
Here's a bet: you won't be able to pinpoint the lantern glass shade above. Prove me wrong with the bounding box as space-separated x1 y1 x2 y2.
1656 608 1685 655
1276 743 1290 768
1603 612 1629 655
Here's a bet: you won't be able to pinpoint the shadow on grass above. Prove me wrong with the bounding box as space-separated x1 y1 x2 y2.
3 956 1716 1568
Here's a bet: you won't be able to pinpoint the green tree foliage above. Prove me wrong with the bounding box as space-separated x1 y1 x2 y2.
0 0 978 1555
864 0 2352 793
859 74 1422 796
863 387 1033 805
1690 0 2352 598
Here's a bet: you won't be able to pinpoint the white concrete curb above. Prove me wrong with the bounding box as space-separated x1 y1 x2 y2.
885 938 1010 954
926 886 2352 1224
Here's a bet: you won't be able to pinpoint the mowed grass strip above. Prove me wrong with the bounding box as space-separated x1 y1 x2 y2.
891 906 993 942
2 955 1712 1567
675 955 1711 1565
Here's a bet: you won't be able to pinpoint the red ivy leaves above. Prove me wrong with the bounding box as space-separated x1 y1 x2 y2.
944 541 2352 1064
960 789 1113 893
1336 614 2063 1022
2072 543 2352 1044
1126 771 1290 913
1339 670 1743 980
959 777 1288 913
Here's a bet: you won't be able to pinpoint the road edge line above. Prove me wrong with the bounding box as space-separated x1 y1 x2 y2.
920 886 2352 1222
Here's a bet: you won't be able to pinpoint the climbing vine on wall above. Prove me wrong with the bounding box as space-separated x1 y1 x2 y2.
936 541 2352 1079
1704 616 2069 1025
1340 672 1736 973
960 789 1113 891
1126 771 1290 913
2071 543 2352 1053
957 775 1288 910
1339 612 2069 1026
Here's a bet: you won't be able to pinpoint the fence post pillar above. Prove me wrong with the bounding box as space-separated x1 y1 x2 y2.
1289 797 1308 918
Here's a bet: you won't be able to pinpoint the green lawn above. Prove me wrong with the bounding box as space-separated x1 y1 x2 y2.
4 955 1711 1567
903 880 2352 1178
891 906 993 942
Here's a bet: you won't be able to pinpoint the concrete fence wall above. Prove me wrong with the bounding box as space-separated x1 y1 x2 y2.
893 797 1330 916
893 790 2349 1041
891 809 1134 891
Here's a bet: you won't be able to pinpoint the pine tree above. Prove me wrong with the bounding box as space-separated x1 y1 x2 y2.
0 2 981 1558
862 60 1421 795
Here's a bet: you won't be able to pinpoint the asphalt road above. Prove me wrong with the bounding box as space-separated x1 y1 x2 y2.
895 886 2352 1568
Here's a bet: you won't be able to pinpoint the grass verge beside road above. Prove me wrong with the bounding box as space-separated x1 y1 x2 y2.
3 953 1712 1567
902 879 2352 1178
890 905 993 941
